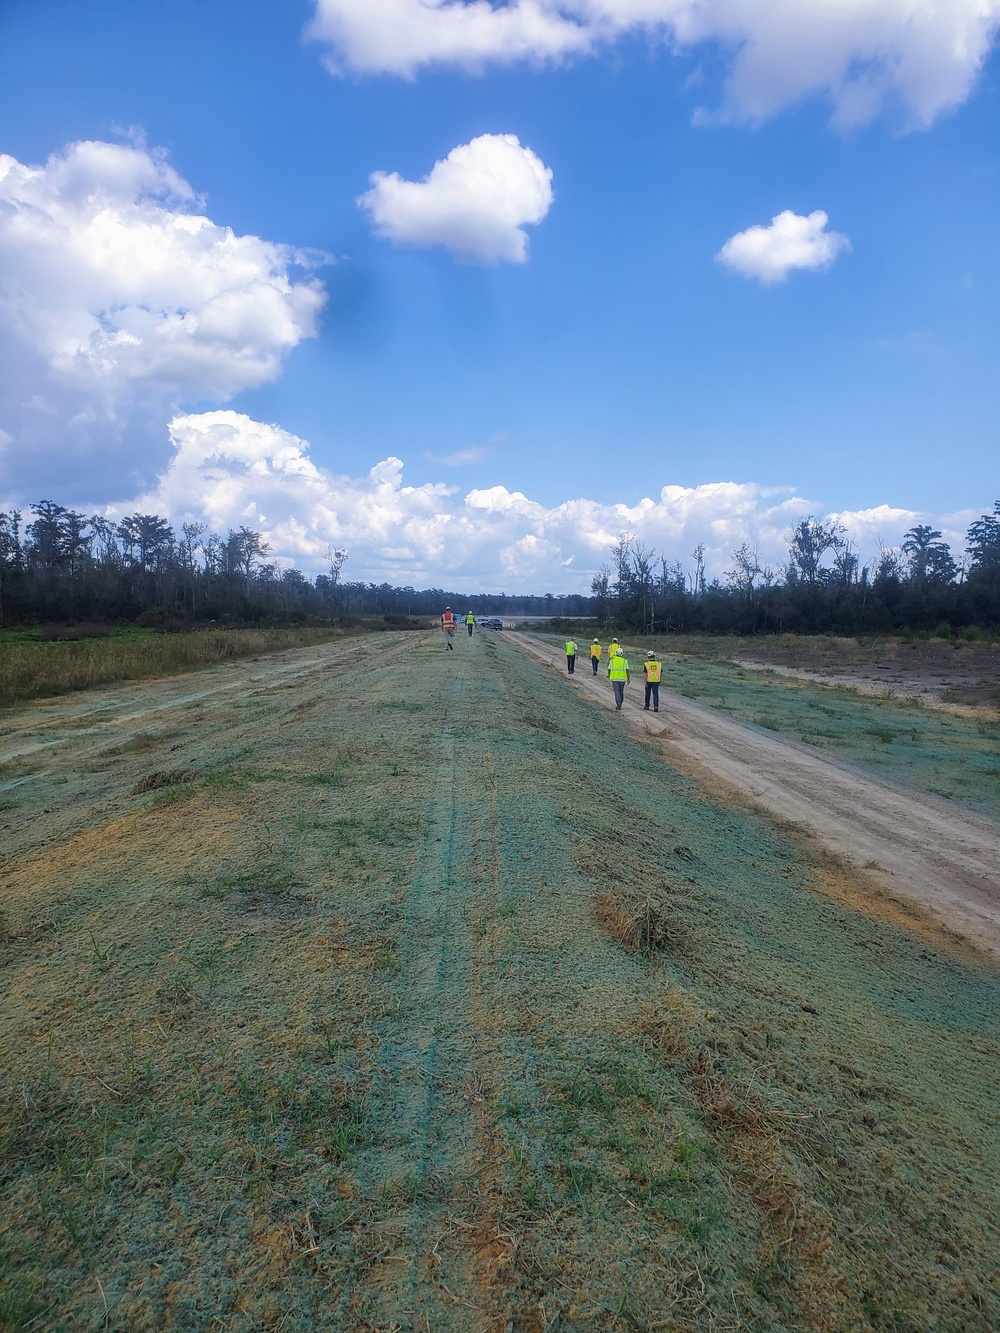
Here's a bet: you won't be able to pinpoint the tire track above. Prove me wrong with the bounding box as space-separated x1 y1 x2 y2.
339 666 498 1331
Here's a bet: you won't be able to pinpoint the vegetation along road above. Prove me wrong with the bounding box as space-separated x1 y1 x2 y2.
1 628 998 1330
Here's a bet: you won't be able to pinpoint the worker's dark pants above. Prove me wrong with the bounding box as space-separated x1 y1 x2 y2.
612 681 626 708
644 683 660 710
591 657 599 674
567 654 576 674
467 623 473 635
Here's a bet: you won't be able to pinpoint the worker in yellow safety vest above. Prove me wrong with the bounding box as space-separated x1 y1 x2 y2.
565 638 578 674
465 611 475 637
608 645 630 710
642 650 663 712
589 638 602 675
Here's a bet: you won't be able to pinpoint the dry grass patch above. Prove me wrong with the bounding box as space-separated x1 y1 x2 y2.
130 768 190 794
0 626 348 706
593 891 687 955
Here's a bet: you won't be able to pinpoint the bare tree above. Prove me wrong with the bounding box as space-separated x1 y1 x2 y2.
788 516 844 585
689 544 706 598
727 542 765 608
590 564 611 623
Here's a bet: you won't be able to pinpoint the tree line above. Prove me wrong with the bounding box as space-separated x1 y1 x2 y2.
0 502 592 628
1 498 998 634
591 503 1000 636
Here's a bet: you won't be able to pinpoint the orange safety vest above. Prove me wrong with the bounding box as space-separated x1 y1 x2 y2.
442 611 456 627
590 644 602 659
643 660 662 683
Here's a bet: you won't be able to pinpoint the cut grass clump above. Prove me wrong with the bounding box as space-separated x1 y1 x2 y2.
131 768 189 794
593 891 687 954
520 713 561 734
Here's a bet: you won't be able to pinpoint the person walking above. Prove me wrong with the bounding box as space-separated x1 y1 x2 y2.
608 645 630 710
441 607 457 650
642 649 662 712
465 611 475 637
565 637 578 674
589 639 602 675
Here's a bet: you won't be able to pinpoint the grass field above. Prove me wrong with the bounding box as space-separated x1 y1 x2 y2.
1 630 998 1330
0 627 368 707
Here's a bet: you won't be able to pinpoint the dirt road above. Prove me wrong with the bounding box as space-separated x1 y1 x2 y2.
2 630 998 1331
510 633 1000 958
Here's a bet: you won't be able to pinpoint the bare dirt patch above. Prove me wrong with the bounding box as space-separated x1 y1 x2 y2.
684 632 1000 715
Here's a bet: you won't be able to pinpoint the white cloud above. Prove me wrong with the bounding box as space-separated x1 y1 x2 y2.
0 139 326 499
716 210 851 285
425 445 492 466
308 0 1000 129
108 409 962 593
358 134 553 263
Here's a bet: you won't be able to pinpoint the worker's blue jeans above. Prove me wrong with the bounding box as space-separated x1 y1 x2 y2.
591 658 599 674
644 683 660 710
612 681 626 708
567 654 575 674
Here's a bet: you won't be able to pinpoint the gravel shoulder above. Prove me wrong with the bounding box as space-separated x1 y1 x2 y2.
511 633 1000 959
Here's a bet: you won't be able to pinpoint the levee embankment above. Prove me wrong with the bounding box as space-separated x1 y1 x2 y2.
1 629 997 1330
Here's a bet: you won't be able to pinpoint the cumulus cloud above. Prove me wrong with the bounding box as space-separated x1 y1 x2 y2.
358 134 553 263
106 408 952 594
0 139 326 499
307 0 1000 129
716 210 850 285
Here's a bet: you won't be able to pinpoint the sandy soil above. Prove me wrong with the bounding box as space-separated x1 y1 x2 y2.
511 634 1000 958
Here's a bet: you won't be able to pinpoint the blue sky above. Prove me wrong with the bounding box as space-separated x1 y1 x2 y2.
1 0 998 590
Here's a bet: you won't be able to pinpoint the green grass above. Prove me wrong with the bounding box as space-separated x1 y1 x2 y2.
4 628 998 1331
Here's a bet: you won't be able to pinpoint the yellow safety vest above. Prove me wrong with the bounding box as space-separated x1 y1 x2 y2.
590 644 602 659
566 641 577 655
644 660 662 683
609 654 629 681
466 614 475 624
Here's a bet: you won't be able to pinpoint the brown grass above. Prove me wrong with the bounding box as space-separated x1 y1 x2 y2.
130 768 190 794
593 891 686 954
641 1001 857 1331
0 626 347 706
